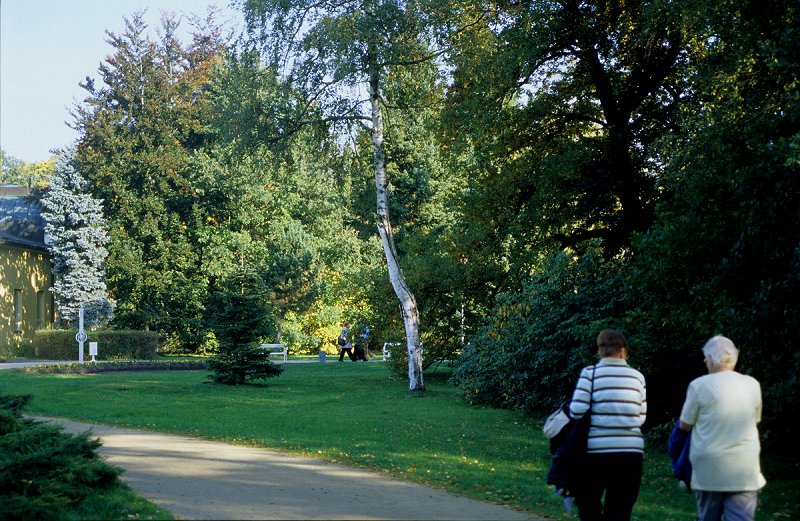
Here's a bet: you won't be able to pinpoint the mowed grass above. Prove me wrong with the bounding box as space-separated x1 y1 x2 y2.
65 484 175 521
1 363 796 520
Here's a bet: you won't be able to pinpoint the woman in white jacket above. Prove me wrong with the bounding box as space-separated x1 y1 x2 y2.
678 335 766 521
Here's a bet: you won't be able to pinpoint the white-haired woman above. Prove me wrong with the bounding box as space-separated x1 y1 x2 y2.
679 335 766 521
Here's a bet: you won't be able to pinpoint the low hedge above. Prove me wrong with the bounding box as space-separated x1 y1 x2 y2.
33 330 160 360
16 360 207 374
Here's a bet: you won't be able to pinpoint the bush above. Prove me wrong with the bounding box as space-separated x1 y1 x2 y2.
385 341 407 376
450 250 633 415
206 345 283 385
0 394 122 520
16 360 207 374
33 330 159 360
384 338 459 381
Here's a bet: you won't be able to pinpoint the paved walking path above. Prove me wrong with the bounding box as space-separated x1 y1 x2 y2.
0 360 77 369
31 417 541 521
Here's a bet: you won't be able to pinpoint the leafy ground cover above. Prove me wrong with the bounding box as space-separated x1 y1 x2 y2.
0 394 173 521
0 363 796 520
47 484 173 521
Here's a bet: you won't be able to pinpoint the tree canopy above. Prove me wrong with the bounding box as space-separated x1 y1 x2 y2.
56 0 799 450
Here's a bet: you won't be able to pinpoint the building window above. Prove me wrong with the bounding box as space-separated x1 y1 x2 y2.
14 289 22 332
37 291 45 329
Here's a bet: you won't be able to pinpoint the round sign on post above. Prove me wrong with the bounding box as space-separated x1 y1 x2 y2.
77 304 86 363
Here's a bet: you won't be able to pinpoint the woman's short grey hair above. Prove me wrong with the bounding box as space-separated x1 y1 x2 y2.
702 335 739 369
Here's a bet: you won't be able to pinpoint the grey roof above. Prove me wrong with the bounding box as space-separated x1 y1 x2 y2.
0 185 48 251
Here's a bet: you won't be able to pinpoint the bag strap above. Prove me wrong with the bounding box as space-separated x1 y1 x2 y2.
588 364 596 413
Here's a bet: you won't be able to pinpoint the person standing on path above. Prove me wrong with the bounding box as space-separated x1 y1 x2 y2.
338 322 356 362
569 329 647 521
678 335 766 521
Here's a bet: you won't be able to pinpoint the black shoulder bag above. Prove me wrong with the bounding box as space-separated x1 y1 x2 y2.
546 364 596 498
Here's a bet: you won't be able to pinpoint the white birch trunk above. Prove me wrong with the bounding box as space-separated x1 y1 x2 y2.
368 66 425 393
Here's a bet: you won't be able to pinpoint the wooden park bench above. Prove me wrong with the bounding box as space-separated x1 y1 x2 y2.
259 343 288 362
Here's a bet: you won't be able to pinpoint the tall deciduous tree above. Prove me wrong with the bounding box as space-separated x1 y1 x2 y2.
444 0 799 453
262 220 323 343
443 0 682 267
200 51 357 351
238 0 445 391
40 146 113 327
1 151 55 190
346 58 472 369
628 0 800 444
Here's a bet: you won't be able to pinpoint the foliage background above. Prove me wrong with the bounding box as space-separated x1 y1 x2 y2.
1 0 797 455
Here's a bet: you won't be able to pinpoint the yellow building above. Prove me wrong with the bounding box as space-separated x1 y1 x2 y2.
0 185 54 357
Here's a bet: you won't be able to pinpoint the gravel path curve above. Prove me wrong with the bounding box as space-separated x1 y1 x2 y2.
31 416 543 521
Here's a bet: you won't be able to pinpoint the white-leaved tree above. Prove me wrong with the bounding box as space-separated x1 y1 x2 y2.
40 145 114 328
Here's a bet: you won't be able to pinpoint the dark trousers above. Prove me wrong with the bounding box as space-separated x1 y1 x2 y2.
574 452 643 521
354 345 368 361
338 347 355 361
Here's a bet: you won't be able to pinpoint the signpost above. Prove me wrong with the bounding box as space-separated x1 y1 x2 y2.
76 304 87 363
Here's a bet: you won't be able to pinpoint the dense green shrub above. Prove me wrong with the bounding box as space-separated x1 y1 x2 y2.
451 236 799 452
206 345 283 385
625 149 800 446
384 342 407 376
33 330 159 360
0 394 122 520
450 250 634 415
385 337 461 380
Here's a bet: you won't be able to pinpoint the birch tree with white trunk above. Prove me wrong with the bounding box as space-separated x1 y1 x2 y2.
367 59 423 391
239 0 440 391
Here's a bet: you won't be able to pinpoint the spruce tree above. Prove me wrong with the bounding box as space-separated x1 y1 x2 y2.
205 269 283 385
40 145 113 328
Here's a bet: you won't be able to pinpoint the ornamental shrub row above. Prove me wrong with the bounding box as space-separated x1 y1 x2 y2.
16 360 207 374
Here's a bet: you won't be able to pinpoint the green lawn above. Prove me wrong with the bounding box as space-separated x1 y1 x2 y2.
64 483 174 520
1 363 796 520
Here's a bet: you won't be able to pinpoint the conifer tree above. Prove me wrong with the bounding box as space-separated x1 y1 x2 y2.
73 11 229 345
40 146 113 327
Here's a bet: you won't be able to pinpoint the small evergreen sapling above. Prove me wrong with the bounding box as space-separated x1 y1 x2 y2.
205 269 283 384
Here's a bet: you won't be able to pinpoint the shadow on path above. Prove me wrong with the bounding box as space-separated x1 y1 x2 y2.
31 417 541 521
